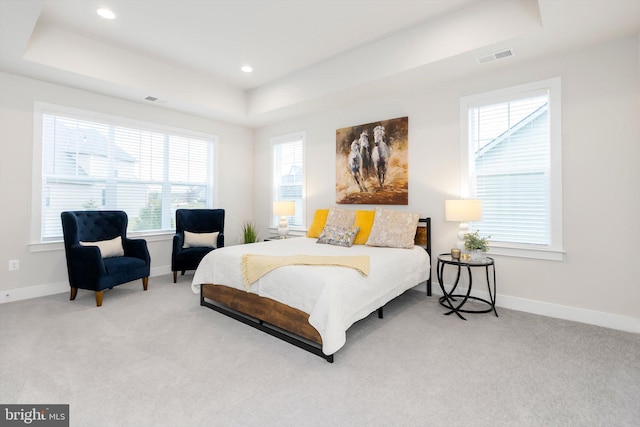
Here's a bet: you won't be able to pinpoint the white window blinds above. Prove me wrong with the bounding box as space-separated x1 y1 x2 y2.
271 132 305 229
39 107 216 241
461 78 563 258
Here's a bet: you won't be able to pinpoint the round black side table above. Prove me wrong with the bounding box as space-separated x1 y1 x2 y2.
437 253 498 320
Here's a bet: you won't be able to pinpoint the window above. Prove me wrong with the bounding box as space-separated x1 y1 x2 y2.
34 103 217 242
460 78 563 260
271 132 305 230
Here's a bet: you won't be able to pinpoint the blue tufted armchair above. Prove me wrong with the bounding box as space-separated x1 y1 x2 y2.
61 210 151 307
172 209 225 283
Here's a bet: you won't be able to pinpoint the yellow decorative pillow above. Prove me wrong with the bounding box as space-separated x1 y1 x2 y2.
353 210 376 245
307 209 329 238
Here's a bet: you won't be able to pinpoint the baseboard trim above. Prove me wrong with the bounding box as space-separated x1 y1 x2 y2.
435 282 639 334
0 280 69 304
0 265 172 305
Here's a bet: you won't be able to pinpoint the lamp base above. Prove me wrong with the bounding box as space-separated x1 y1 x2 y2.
456 221 469 250
278 216 289 238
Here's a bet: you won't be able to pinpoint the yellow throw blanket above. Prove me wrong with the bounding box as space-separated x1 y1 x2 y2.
241 254 370 290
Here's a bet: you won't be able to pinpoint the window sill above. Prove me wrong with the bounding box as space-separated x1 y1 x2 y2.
268 228 307 238
29 232 174 253
487 245 564 261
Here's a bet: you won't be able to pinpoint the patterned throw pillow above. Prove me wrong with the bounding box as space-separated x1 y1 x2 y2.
365 208 420 249
317 225 360 247
325 207 356 228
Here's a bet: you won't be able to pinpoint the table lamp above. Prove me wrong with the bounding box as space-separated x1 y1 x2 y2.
273 201 295 238
445 199 482 250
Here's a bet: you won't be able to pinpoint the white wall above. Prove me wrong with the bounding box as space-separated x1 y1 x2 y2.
0 72 254 301
254 36 640 332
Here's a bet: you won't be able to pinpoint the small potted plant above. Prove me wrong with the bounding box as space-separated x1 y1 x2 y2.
464 230 490 261
241 222 258 244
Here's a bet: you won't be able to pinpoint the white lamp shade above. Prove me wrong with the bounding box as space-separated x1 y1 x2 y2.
445 199 482 222
273 201 295 216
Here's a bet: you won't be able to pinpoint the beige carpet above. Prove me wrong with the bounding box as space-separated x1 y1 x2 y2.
1 274 638 426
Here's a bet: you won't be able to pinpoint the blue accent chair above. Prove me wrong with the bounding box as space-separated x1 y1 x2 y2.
172 209 225 283
61 210 150 307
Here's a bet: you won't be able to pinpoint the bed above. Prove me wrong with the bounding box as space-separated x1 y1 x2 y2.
191 215 431 363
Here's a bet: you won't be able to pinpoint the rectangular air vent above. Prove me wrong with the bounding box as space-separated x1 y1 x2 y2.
476 48 515 64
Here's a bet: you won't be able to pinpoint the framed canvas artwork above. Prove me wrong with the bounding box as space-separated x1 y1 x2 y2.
336 116 408 205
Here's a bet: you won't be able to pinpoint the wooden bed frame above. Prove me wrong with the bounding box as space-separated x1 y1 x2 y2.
200 217 431 363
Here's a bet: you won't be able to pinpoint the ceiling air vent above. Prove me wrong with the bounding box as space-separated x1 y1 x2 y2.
476 48 515 64
144 96 158 102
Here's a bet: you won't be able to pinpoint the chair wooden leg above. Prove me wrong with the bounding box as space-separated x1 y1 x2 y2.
142 276 149 291
173 271 177 283
70 287 78 301
95 291 104 307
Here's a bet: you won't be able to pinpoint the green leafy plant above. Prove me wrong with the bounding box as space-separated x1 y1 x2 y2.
464 230 490 252
241 222 258 244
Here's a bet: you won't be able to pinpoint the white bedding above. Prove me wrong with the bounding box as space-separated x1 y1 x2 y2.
191 237 430 355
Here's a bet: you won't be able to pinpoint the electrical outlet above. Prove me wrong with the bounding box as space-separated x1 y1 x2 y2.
8 260 19 271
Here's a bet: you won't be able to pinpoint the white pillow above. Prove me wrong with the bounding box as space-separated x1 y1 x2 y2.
80 236 124 258
365 208 420 249
183 231 219 249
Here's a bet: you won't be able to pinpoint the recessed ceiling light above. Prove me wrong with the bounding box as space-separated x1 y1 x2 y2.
97 8 116 20
241 65 253 73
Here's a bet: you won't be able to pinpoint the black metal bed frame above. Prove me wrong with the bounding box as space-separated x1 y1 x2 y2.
200 293 336 362
199 217 432 363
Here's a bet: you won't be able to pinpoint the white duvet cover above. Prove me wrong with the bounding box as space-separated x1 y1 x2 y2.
191 237 430 355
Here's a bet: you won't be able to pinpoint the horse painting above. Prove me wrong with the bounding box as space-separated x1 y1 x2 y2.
336 116 408 205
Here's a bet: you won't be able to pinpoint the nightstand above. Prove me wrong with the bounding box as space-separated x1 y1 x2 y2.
436 253 498 320
263 235 299 242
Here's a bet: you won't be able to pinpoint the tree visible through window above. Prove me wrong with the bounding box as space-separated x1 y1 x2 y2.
38 107 216 241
